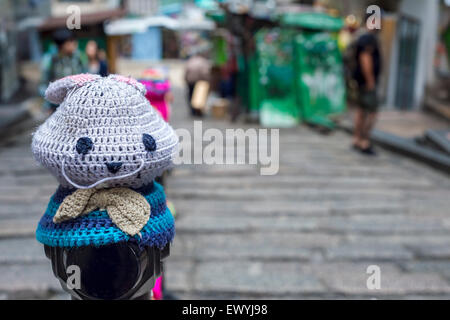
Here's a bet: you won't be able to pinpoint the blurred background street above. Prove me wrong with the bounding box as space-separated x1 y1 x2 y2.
0 0 450 300
1 62 450 299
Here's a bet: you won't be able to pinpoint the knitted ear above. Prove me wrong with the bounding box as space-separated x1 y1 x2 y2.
45 74 100 104
109 74 146 95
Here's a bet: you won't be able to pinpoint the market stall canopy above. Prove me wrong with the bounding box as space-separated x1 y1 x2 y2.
38 8 125 31
205 10 226 24
105 15 216 35
280 12 344 31
17 17 46 31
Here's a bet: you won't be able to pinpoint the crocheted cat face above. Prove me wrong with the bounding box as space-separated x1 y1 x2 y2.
32 74 178 189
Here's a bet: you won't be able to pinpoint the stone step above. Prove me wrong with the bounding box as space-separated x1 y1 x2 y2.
167 187 405 201
167 175 434 190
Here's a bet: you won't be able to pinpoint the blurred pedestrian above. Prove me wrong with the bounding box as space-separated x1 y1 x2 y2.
39 29 87 113
184 53 211 117
85 40 108 77
352 15 382 155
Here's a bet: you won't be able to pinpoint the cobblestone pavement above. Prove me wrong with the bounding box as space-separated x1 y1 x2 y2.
0 84 450 299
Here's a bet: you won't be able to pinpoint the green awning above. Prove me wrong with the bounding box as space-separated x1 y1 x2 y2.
280 12 344 31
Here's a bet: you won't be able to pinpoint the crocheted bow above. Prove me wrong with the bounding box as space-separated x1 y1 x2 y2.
54 188 150 236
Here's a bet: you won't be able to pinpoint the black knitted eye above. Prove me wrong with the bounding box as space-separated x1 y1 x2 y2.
76 137 93 155
143 134 156 151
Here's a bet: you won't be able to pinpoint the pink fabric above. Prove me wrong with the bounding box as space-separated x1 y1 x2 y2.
152 276 163 300
140 79 171 122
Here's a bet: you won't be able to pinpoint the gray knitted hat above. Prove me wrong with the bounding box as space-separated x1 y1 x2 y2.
32 74 178 189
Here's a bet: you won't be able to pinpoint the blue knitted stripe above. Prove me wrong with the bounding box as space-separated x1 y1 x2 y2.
36 207 174 248
44 183 167 220
42 197 166 222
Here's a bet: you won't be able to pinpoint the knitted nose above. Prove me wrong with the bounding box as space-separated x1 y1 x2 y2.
106 162 122 174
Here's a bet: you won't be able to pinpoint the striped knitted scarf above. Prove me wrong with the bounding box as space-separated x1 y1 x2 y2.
36 181 174 249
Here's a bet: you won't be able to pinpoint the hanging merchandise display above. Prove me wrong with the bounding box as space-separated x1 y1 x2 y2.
256 28 300 128
252 12 346 128
294 31 346 128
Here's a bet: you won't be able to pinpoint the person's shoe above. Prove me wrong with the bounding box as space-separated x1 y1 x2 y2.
359 145 377 156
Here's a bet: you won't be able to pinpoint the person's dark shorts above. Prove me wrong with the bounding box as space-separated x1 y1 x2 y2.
358 89 379 113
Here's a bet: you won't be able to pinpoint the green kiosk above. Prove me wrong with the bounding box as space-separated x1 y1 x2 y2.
255 28 299 127
255 12 346 128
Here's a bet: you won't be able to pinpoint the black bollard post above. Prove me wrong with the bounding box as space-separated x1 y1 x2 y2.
44 243 170 300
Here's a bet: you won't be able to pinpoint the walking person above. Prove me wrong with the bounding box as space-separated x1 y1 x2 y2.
85 40 108 77
184 53 211 117
39 29 87 113
352 18 382 155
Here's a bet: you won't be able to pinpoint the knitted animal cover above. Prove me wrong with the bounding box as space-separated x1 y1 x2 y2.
32 74 178 248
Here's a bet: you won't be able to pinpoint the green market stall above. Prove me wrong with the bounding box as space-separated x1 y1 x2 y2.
253 12 346 128
294 31 346 128
284 12 346 128
255 28 300 127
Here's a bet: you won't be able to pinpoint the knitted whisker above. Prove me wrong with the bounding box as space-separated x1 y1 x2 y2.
62 157 145 189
